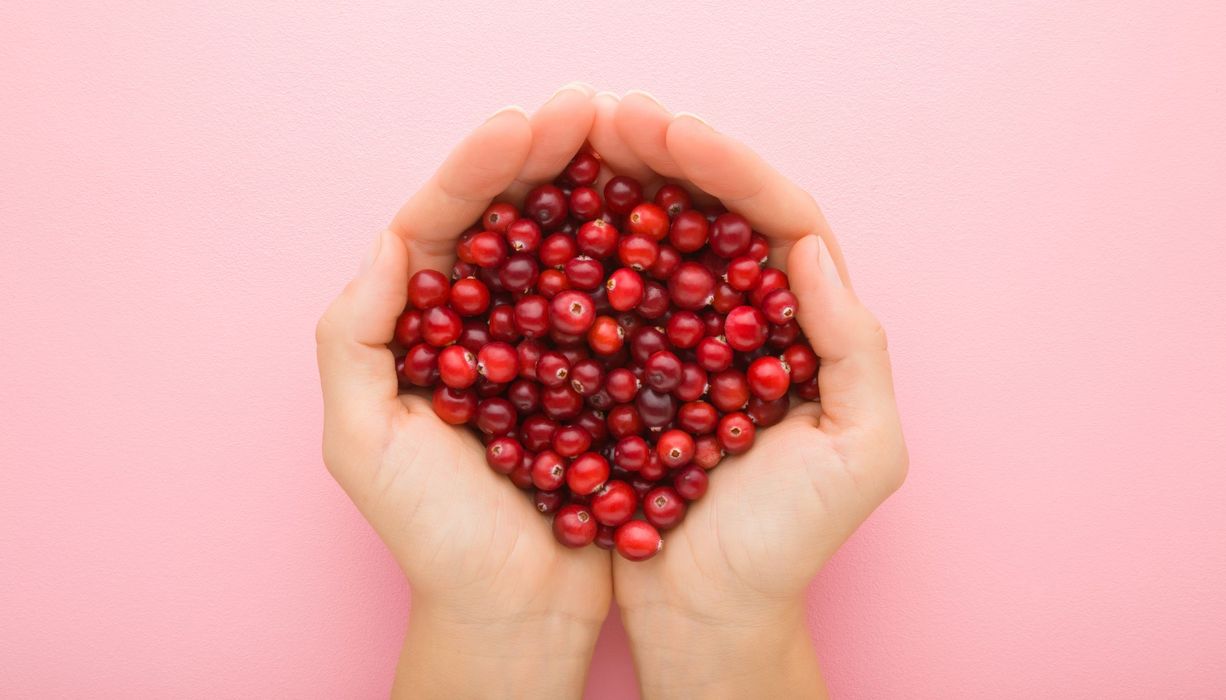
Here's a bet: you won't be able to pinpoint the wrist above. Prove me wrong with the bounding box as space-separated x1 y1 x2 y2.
621 598 826 700
394 600 602 699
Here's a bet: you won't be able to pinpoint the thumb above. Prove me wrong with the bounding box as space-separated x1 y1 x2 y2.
787 235 898 433
316 229 410 439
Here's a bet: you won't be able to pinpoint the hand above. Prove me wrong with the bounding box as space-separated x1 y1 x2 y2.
315 84 610 698
599 92 909 699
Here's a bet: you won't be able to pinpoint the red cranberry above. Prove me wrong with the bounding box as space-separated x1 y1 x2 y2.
595 524 616 550
536 351 571 388
475 398 516 435
614 435 651 471
668 210 709 252
675 363 709 402
485 436 523 475
618 233 659 270
646 243 682 280
536 269 570 297
604 176 643 215
717 412 755 454
395 310 422 346
750 267 789 306
692 435 724 469
748 394 789 427
408 269 450 309
567 452 610 495
524 184 569 229
402 343 440 386
564 256 604 290
513 295 550 338
630 326 669 365
481 202 518 233
709 212 753 258
747 356 791 401
711 282 745 314
432 385 476 424
542 384 584 421
667 262 716 310
725 256 762 291
709 370 751 412
550 291 596 334
534 488 565 514
498 253 540 293
508 454 534 489
665 311 704 349
438 345 478 389
696 336 734 372
421 305 462 346
553 504 597 547
761 288 799 325
638 281 672 319
656 429 695 468
576 219 618 258
796 374 821 401
673 465 709 501
767 320 801 349
614 520 662 561
607 404 645 439
723 306 768 352
449 277 491 316
531 450 567 491
469 231 509 268
644 486 686 530
677 400 719 435
570 358 604 396
539 232 578 268
475 342 517 383
569 186 603 220
591 480 637 526
553 425 592 457
782 343 818 383
635 389 677 430
487 304 520 342
643 350 683 393
564 150 601 186
506 378 541 414
521 415 557 452
627 202 669 240
654 183 692 218
606 268 644 311
605 368 640 403
587 316 625 355
505 218 542 253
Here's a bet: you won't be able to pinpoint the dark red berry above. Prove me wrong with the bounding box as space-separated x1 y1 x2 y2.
553 504 597 547
408 269 450 309
591 480 637 526
604 176 644 215
614 520 662 561
524 184 569 229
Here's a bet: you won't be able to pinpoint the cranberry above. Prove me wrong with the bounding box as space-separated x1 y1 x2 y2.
432 385 476 425
656 429 695 468
667 262 716 310
564 150 601 186
646 243 682 280
553 504 597 547
536 351 571 388
506 378 541 414
513 295 550 338
536 269 570 297
747 356 791 401
475 342 518 383
508 455 534 489
542 384 584 421
606 268 645 311
607 404 645 439
767 320 801 350
487 304 520 342
635 388 677 430
677 400 719 435
499 253 540 293
692 435 724 469
575 408 609 443
515 338 545 380
675 363 709 402
553 425 592 457
592 480 637 526
539 232 578 268
711 282 745 314
448 277 491 316
531 450 567 491
796 374 821 401
550 291 596 335
402 343 440 386
438 345 478 389
587 316 625 355
614 520 662 561
709 213 753 258
725 256 762 291
564 256 605 290
395 310 422 346
595 524 616 550
750 267 789 306
618 233 659 270
627 203 670 240
748 394 789 427
781 343 818 383
668 210 709 252
534 488 565 514
569 186 603 220
605 368 640 403
524 184 568 229
421 305 462 346
604 176 643 215
485 436 523 475
614 435 651 471
709 370 751 412
717 411 755 454
570 358 604 396
505 218 542 253
638 281 672 319
673 465 709 501
723 306 767 352
576 219 618 258
696 336 734 372
643 350 683 393
630 326 669 365
481 202 518 233
408 269 450 309
761 288 799 325
469 231 509 268
521 415 557 452
567 452 610 495
654 184 692 218
475 398 516 436
644 486 686 530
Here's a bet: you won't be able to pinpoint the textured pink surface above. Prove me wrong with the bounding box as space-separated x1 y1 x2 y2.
3 2 1225 697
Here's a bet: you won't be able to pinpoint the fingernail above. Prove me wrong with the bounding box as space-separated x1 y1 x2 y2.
593 90 620 103
485 104 528 122
359 230 386 274
675 111 712 129
816 236 844 288
625 89 666 109
553 81 596 98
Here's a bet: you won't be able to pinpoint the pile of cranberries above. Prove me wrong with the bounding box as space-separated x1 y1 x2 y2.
393 149 819 561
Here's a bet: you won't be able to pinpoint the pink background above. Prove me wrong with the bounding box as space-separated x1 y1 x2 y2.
3 2 1225 697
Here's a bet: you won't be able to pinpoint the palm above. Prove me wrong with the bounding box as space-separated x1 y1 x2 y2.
363 397 609 619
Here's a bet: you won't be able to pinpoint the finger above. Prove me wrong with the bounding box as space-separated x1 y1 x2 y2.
588 92 661 190
390 107 533 275
788 235 898 436
503 83 597 202
613 90 685 179
665 115 851 281
316 229 409 435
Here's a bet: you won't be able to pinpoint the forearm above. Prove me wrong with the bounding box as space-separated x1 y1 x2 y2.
622 600 827 700
393 603 600 699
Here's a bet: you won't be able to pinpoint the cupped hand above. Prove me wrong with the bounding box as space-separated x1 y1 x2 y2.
598 92 909 697
315 84 609 697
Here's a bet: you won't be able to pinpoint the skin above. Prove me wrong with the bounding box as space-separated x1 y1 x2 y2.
316 85 907 699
